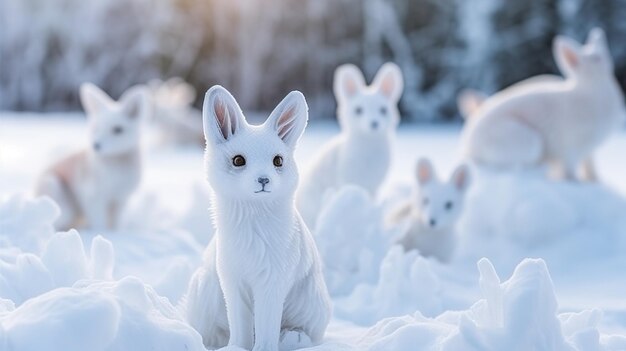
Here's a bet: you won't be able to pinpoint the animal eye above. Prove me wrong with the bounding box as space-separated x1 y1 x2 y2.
273 155 283 167
354 106 363 116
232 155 246 167
112 126 123 135
445 201 453 210
423 198 429 206
380 106 387 115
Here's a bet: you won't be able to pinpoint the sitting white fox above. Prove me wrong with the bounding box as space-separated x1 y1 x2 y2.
387 159 470 263
185 86 331 351
459 28 626 181
35 83 149 230
149 77 204 147
297 63 403 228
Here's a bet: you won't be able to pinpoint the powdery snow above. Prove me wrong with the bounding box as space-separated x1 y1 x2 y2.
1 115 626 350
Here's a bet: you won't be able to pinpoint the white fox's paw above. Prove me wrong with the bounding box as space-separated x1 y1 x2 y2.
279 329 313 350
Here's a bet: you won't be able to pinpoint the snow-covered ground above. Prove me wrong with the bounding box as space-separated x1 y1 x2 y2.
2 113 626 350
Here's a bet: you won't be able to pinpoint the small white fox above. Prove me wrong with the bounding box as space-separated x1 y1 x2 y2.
387 159 470 263
297 63 403 228
185 86 331 351
149 77 204 147
459 28 626 181
35 83 149 230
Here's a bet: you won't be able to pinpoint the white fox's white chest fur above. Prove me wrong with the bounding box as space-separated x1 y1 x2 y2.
459 28 626 180
185 86 331 351
35 83 148 230
297 63 403 228
336 133 391 191
397 214 456 263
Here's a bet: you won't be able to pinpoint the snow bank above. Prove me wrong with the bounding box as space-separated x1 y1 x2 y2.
0 195 58 253
315 186 400 296
0 230 114 305
335 245 443 326
0 277 205 351
458 168 626 276
357 258 622 351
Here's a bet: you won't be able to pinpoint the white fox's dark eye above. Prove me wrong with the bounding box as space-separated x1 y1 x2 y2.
380 106 387 115
273 155 283 167
112 126 123 135
354 106 363 116
445 201 453 210
232 155 246 167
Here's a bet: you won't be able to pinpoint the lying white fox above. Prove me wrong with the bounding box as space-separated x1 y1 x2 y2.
149 77 204 147
297 63 403 228
459 28 626 181
35 83 149 230
185 86 331 350
387 159 470 263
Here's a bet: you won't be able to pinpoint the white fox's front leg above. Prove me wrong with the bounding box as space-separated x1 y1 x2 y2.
222 282 254 349
252 288 287 351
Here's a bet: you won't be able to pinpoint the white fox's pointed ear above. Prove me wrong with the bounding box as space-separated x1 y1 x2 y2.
554 36 582 77
451 164 471 192
334 64 366 101
265 91 308 148
457 89 487 119
203 85 246 144
80 83 114 117
372 62 403 102
587 27 607 49
416 158 435 185
120 85 150 120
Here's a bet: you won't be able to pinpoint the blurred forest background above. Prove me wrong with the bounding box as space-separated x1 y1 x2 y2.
1 0 625 121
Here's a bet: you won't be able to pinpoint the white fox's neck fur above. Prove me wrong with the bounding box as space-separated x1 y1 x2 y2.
213 197 296 237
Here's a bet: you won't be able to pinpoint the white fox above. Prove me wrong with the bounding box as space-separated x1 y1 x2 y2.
185 86 331 351
387 159 470 263
297 63 403 228
149 77 204 147
459 28 626 181
35 83 149 230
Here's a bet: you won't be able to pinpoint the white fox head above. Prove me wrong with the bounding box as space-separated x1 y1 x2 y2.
414 159 470 230
203 85 308 202
334 63 403 136
554 28 614 80
80 83 149 156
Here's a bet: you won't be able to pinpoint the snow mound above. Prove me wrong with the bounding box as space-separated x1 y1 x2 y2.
357 257 621 351
0 230 114 305
335 245 443 326
458 169 626 273
0 195 59 253
315 186 399 296
0 277 205 351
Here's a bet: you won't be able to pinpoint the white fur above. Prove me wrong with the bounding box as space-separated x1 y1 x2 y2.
387 159 470 263
149 77 204 147
35 83 149 230
185 86 331 351
297 62 403 228
460 28 626 181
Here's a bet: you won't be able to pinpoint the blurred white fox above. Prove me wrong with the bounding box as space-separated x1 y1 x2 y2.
35 83 149 230
185 86 331 350
459 28 626 181
297 63 403 228
387 159 470 263
149 77 204 147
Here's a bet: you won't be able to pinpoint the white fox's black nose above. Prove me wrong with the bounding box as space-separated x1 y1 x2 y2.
429 218 437 227
93 142 101 151
258 177 270 185
371 121 379 130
